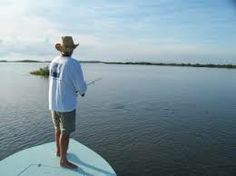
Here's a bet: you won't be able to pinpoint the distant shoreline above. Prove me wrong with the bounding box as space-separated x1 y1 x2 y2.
1 59 236 69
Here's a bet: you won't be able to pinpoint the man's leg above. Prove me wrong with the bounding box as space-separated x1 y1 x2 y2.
55 128 61 156
59 110 77 169
65 134 69 152
59 133 77 169
51 111 61 156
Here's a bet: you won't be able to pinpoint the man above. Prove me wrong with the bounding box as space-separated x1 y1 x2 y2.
49 36 87 169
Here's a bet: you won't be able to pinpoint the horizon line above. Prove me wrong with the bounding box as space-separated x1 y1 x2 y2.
1 59 236 69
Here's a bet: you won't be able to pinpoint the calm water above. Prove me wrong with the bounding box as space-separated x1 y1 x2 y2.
0 63 236 176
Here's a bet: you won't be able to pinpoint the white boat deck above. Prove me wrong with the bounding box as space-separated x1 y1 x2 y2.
0 139 116 176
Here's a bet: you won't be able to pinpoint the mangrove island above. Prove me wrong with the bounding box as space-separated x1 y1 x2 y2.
29 61 236 77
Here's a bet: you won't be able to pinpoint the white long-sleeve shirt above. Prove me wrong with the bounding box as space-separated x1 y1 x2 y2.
49 56 87 112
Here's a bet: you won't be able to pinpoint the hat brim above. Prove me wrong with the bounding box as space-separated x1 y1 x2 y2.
55 43 79 52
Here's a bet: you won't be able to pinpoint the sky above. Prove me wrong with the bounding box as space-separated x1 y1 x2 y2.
0 0 236 63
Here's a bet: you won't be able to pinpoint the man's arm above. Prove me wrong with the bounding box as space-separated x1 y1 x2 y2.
70 62 87 96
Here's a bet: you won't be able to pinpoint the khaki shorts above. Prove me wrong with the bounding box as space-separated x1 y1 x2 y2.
51 110 76 135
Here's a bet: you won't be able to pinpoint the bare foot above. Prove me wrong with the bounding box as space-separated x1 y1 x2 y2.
60 160 78 169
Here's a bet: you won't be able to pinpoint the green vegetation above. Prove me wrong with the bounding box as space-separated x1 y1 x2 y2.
16 60 41 63
0 60 50 63
104 62 236 69
30 61 236 77
79 61 236 69
30 66 49 77
1 59 236 69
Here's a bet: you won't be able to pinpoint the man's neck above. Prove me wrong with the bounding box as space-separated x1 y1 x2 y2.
61 54 72 57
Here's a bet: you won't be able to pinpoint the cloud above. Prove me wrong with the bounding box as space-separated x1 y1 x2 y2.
0 0 236 63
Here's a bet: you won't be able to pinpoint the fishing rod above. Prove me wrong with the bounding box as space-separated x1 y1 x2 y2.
86 78 102 86
76 78 102 96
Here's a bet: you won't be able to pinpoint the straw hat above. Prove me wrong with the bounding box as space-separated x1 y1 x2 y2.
55 36 79 53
